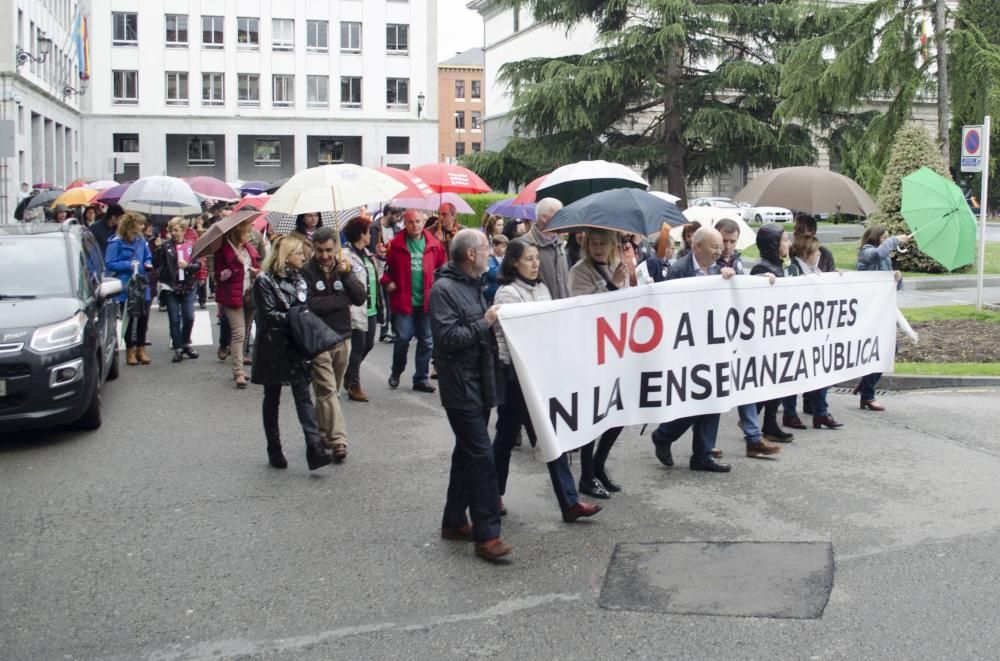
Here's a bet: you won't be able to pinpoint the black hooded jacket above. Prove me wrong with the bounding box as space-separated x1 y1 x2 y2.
750 223 787 277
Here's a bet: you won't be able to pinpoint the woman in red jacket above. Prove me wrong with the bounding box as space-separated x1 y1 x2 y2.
213 220 259 388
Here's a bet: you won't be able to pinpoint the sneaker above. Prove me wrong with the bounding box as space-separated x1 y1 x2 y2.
388 374 400 389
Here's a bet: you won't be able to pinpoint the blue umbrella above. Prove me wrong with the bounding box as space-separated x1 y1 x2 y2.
545 188 686 235
240 180 271 196
486 197 537 220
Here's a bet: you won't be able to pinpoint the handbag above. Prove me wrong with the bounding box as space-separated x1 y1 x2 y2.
126 270 147 317
287 305 345 358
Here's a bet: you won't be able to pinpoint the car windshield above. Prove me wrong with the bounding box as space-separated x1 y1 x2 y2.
0 236 72 297
714 200 740 208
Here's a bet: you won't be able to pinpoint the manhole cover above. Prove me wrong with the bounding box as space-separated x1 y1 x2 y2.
599 542 834 619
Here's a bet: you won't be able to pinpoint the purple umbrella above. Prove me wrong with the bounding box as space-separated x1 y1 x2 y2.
187 176 240 202
485 197 537 220
95 182 132 205
240 181 271 196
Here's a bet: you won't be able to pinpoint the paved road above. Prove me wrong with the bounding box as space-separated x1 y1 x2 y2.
816 222 1000 244
3 308 1000 660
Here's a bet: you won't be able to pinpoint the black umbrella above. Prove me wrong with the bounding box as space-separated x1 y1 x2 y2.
21 190 65 221
545 188 686 236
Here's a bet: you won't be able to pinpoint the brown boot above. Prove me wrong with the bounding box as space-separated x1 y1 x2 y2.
136 346 152 364
126 347 138 366
474 538 513 561
347 385 369 402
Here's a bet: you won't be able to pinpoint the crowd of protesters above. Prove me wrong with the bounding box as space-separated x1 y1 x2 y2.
26 190 909 563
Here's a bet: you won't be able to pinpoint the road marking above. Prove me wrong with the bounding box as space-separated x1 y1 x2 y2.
190 309 215 347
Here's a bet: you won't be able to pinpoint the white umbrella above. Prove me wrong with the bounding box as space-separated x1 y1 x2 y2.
535 160 648 205
649 190 681 204
264 164 406 217
673 207 757 251
119 176 202 216
85 179 119 191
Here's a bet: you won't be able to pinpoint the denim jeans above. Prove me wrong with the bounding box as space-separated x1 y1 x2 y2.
737 403 763 444
653 414 720 463
782 395 798 418
262 379 322 450
810 388 830 417
860 372 881 401
165 289 196 349
443 407 502 543
391 309 433 385
493 366 579 511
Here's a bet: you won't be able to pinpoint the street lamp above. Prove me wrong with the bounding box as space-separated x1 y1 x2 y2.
62 79 89 100
417 92 425 118
16 31 52 70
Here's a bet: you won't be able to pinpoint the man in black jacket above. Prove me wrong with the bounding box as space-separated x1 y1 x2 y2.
302 227 366 462
430 229 512 562
89 204 125 257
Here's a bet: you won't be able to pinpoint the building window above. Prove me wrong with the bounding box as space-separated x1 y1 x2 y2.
471 111 482 131
273 74 294 107
237 17 259 48
202 72 224 106
318 139 344 164
471 80 481 99
454 110 465 131
238 74 260 106
188 137 216 166
112 70 138 104
254 139 281 166
165 72 189 105
471 142 482 152
340 76 362 108
386 137 409 155
307 20 329 51
386 78 409 109
272 19 294 50
112 12 137 46
202 16 224 48
386 24 409 54
307 75 329 107
455 142 466 157
113 133 139 152
455 80 465 100
340 22 361 53
165 14 188 46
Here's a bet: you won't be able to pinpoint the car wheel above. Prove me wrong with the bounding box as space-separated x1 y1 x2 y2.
107 341 120 382
755 214 763 223
75 373 103 430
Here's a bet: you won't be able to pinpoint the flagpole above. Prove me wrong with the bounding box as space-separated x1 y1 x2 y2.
977 115 991 312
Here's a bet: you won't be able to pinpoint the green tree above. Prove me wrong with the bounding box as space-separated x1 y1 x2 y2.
486 0 839 207
950 0 1000 211
779 0 935 195
868 122 950 273
457 138 552 192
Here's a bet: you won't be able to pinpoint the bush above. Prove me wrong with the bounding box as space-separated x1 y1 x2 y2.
456 193 511 229
867 122 950 273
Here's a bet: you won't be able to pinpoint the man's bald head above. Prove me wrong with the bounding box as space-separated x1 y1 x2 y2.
692 227 723 270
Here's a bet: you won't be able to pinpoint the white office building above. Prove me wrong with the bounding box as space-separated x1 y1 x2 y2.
0 0 85 221
80 1 439 183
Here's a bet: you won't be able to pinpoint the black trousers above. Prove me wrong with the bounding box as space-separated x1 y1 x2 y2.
262 380 322 450
346 316 376 388
442 407 502 543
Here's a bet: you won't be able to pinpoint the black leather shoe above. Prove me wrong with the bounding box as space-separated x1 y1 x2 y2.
267 447 287 469
172 349 183 363
689 457 732 472
306 442 333 470
388 374 400 389
651 430 674 467
763 428 795 443
594 469 621 492
578 477 611 499
413 382 436 393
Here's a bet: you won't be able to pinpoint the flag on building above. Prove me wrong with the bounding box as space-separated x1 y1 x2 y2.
74 12 90 80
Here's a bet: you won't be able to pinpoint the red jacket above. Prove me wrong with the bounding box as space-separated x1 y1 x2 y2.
213 241 260 308
380 229 447 315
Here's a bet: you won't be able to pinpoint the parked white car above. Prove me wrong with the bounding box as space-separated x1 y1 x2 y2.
688 197 793 224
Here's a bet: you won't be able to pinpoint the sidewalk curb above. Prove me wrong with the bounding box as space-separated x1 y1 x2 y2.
836 375 1000 391
902 276 1000 290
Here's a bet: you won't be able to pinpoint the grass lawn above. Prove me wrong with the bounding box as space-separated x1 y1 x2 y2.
899 305 1000 323
894 362 1000 377
740 239 1000 277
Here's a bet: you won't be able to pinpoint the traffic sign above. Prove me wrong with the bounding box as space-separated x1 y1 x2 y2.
961 125 984 172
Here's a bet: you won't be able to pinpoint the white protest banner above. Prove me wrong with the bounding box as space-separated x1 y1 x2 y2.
497 272 898 463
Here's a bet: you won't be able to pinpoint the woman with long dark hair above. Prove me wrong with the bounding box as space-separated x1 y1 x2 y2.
252 234 333 471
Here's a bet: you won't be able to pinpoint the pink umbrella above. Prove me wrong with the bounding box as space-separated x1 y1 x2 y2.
393 193 474 214
376 167 435 199
187 176 240 202
512 174 548 205
232 194 270 212
411 163 492 194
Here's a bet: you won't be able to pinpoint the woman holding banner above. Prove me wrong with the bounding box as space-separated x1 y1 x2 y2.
568 229 630 498
492 241 602 523
854 225 912 411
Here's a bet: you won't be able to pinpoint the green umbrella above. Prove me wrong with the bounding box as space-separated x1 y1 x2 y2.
900 167 978 271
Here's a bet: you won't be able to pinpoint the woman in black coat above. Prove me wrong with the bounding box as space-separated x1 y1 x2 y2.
252 234 333 471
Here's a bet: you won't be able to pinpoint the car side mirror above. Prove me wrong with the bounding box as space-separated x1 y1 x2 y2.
98 277 122 300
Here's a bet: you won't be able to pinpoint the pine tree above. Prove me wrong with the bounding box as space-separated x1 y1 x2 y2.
868 122 950 273
479 0 845 207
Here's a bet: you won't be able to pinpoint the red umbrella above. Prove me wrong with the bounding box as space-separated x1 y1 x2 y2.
66 178 96 190
411 163 492 194
187 176 240 202
232 194 269 212
376 167 435 198
512 174 548 205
